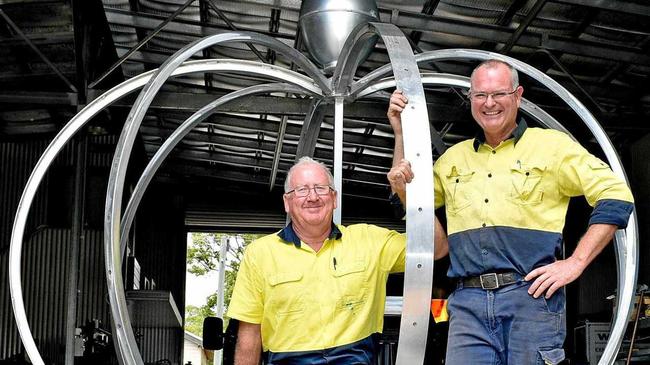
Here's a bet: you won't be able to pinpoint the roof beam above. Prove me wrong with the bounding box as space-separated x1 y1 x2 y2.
107 91 469 121
496 0 529 26
150 150 390 188
0 32 74 46
554 0 650 16
501 0 548 54
409 0 441 44
0 91 79 105
140 116 399 153
0 8 78 92
140 132 392 169
204 0 268 63
89 0 197 88
104 8 294 40
380 8 650 65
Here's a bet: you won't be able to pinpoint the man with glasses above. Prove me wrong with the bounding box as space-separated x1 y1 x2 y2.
386 59 634 364
227 156 447 364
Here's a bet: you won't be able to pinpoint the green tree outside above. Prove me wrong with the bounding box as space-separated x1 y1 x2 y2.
184 232 263 337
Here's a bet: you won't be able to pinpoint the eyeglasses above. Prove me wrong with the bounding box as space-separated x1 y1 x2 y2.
467 89 517 102
286 184 332 197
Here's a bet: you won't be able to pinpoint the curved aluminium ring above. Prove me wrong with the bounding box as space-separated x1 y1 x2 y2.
105 31 335 365
329 21 384 221
9 59 322 365
119 82 317 256
331 22 381 95
356 49 638 365
333 22 435 365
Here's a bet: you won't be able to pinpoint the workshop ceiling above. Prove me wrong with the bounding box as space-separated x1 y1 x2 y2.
1 0 649 202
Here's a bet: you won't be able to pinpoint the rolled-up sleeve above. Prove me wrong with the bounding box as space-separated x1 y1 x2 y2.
557 136 634 228
589 199 634 228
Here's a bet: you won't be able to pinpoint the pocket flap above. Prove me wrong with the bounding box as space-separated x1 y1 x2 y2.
446 166 474 182
588 159 609 170
538 348 565 365
510 162 546 198
333 260 366 277
510 162 546 176
269 271 303 286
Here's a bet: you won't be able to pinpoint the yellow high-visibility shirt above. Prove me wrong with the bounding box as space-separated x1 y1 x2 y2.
227 223 406 353
433 121 634 278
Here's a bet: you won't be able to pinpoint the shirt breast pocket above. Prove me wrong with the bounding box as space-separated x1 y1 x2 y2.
333 259 368 293
445 167 475 214
332 259 368 314
268 271 304 315
509 162 546 205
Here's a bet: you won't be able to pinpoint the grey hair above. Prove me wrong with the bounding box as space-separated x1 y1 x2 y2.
470 59 519 90
284 156 335 192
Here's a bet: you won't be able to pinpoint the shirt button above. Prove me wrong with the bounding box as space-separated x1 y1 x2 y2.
484 198 489 203
491 150 496 154
488 173 492 178
525 172 530 176
455 178 459 183
482 249 488 255
482 223 486 227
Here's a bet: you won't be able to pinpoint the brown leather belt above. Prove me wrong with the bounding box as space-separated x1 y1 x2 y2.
461 272 519 290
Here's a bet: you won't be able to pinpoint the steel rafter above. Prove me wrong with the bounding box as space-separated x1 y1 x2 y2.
0 8 78 92
554 0 650 16
199 0 214 89
409 0 440 45
266 6 289 190
532 49 605 113
599 35 650 86
501 0 549 54
89 0 197 88
478 0 528 50
379 7 650 65
103 7 294 40
204 0 267 63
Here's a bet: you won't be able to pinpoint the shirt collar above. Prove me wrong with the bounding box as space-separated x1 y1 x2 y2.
277 222 342 248
473 117 528 152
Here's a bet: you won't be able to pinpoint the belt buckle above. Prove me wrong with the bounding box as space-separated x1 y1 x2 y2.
480 273 499 290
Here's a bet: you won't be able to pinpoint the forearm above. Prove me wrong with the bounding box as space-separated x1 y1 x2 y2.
526 223 619 298
391 127 405 169
234 322 262 365
569 223 618 270
387 90 407 199
391 129 406 204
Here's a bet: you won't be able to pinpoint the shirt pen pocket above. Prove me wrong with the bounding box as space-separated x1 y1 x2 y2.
445 166 475 214
509 162 546 205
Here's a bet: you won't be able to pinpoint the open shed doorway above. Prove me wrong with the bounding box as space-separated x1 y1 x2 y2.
182 231 267 365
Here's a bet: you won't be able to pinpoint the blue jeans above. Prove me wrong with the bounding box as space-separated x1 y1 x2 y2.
264 335 377 365
445 280 566 365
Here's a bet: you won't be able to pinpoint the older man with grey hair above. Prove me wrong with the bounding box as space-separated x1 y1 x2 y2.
387 59 634 364
227 156 447 365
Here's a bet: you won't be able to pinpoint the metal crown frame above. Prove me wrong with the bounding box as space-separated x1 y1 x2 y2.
10 24 637 365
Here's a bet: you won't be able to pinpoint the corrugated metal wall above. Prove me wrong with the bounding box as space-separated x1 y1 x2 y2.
21 228 71 364
631 135 650 285
1 226 113 363
76 229 112 327
2 136 167 363
135 186 187 365
1 140 50 359
138 327 184 364
0 140 49 249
